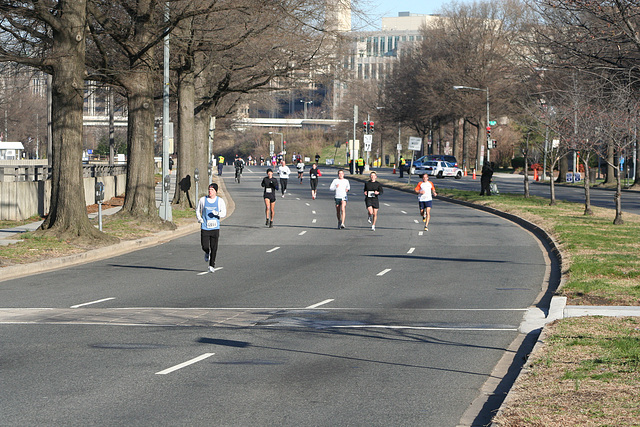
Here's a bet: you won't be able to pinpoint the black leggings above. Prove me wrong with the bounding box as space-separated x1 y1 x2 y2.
280 178 288 195
201 229 220 267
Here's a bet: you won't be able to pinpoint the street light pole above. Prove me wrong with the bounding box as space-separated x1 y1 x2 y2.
269 131 284 155
453 85 490 171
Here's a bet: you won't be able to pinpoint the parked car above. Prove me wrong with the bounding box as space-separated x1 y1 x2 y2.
402 155 458 174
414 160 463 179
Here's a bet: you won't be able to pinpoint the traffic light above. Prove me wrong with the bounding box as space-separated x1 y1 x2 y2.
486 126 491 138
369 121 374 134
363 121 368 133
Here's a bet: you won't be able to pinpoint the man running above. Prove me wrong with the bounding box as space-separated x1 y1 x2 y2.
330 168 350 229
277 160 291 197
309 163 321 200
234 155 244 183
414 173 437 231
261 168 279 228
363 171 383 231
196 183 227 273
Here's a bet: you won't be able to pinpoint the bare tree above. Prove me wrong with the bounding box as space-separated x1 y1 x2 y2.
0 1 112 241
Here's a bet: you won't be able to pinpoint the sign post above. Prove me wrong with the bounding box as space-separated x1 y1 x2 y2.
407 137 423 184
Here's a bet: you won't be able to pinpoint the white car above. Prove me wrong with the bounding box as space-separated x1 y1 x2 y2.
415 161 463 179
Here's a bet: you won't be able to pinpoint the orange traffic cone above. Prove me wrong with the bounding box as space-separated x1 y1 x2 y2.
472 169 476 179
464 168 467 177
392 164 396 174
534 169 539 181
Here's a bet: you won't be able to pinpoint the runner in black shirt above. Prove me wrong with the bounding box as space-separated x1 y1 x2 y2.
261 168 279 228
309 163 320 199
363 171 383 231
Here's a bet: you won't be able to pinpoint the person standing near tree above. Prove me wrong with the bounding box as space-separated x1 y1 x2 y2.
480 162 494 196
196 183 227 273
330 168 350 229
363 171 383 231
414 173 437 231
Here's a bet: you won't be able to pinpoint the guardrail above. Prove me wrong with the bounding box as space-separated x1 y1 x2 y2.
0 163 127 182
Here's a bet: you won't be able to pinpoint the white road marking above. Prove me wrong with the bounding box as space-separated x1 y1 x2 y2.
384 203 390 207
197 267 223 276
312 219 317 223
401 210 407 214
305 203 310 206
377 268 392 276
306 299 335 308
70 298 115 309
266 247 280 253
156 353 215 375
331 325 518 331
298 231 307 236
419 231 424 236
312 210 316 214
407 247 415 254
414 219 419 223
296 197 300 200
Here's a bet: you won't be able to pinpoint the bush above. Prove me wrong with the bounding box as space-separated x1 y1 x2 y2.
511 157 525 169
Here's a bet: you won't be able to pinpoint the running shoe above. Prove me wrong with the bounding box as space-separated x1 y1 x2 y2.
208 266 215 273
424 226 428 231
269 220 274 228
367 215 372 224
265 218 270 226
204 252 210 262
422 215 427 222
337 220 341 229
371 225 375 231
340 223 345 229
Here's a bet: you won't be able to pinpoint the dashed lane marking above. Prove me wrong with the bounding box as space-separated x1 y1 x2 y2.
266 247 280 253
306 299 335 309
70 298 116 309
407 247 415 254
156 353 215 375
377 268 392 276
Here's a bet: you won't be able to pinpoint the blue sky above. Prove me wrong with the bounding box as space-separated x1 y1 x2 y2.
363 0 451 27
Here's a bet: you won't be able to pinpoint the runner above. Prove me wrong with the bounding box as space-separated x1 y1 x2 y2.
196 183 227 273
309 163 321 200
363 171 383 231
261 168 279 228
296 159 305 183
414 173 437 231
234 155 244 183
329 168 350 229
277 160 291 197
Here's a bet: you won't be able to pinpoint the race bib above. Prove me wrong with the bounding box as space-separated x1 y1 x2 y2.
367 191 376 198
266 188 272 193
311 175 317 179
206 219 219 229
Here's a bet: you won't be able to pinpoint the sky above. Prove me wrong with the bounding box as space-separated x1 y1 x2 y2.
362 0 452 28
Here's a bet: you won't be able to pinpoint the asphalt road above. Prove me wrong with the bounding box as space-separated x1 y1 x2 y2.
374 167 640 215
1 166 549 426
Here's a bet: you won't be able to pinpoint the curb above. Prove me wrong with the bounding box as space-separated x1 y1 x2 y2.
0 176 234 284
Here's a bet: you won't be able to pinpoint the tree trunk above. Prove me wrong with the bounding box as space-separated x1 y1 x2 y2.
632 138 640 188
549 159 557 206
524 151 530 198
40 1 103 241
556 155 568 183
462 118 471 173
121 73 157 218
173 69 196 208
613 170 624 224
582 156 593 215
604 143 615 184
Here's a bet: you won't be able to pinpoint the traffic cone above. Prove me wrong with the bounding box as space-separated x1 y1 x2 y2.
534 169 539 181
392 164 396 174
464 167 467 177
472 169 476 179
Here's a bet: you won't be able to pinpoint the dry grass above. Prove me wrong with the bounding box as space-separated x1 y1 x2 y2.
493 317 640 426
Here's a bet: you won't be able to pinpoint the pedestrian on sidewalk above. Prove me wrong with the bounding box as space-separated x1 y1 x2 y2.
414 173 437 231
363 171 383 231
261 168 279 227
196 183 227 273
330 168 350 229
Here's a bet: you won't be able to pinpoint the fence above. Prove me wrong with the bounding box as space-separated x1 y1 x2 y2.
0 161 127 221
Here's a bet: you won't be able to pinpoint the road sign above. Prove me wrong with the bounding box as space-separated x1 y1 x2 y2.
489 120 497 126
396 143 402 151
363 134 372 152
408 137 422 151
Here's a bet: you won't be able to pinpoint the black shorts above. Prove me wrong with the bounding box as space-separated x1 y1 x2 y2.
365 198 379 209
264 193 276 202
310 179 318 190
